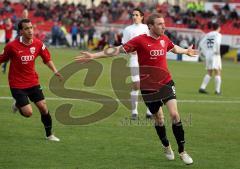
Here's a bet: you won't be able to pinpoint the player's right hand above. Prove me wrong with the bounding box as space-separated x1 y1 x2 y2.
74 52 95 63
54 72 64 81
187 44 199 57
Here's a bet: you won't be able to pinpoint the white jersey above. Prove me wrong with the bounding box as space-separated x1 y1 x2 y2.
122 24 149 44
122 24 149 82
199 31 222 69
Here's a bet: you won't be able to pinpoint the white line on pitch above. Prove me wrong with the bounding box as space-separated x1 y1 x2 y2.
0 96 240 104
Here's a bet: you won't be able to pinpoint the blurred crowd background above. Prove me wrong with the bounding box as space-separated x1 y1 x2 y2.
0 0 239 61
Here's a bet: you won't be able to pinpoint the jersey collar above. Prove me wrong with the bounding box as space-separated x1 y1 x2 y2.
147 33 162 40
19 36 33 46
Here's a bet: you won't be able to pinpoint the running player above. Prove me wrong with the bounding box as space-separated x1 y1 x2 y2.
0 19 62 141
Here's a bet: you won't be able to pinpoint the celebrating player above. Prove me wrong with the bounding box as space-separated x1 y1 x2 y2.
75 13 198 165
0 19 62 141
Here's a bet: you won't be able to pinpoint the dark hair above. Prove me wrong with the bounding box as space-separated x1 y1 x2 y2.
146 13 164 26
133 8 144 23
212 23 220 30
18 19 31 30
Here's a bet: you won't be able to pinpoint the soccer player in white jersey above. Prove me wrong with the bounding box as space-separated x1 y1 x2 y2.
122 8 152 120
198 23 222 95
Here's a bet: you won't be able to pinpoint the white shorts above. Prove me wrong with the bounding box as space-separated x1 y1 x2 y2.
205 56 222 70
129 55 140 82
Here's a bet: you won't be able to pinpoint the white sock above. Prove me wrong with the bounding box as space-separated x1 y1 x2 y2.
200 74 211 89
130 90 138 115
215 76 221 93
146 109 152 115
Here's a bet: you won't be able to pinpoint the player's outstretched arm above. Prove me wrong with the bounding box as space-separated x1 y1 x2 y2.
172 44 199 57
46 61 63 81
75 46 122 63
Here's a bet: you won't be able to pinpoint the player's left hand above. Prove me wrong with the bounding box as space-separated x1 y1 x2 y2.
187 44 199 57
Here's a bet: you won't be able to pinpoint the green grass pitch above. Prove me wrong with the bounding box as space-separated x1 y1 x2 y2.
0 46 240 169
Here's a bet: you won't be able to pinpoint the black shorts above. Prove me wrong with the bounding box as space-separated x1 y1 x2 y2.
141 80 176 114
10 85 45 107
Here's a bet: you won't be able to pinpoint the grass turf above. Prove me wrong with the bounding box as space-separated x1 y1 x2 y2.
0 46 240 169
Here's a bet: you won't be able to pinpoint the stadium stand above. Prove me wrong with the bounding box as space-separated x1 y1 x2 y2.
0 1 239 35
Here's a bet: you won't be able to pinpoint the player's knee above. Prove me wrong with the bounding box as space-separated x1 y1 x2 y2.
170 112 180 122
22 111 32 117
154 114 164 126
156 117 164 126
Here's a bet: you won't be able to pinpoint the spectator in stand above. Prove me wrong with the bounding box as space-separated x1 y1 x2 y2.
13 9 29 38
230 9 239 20
79 23 86 49
108 27 116 47
222 3 230 11
70 22 78 48
87 23 96 49
233 20 240 29
100 12 109 24
96 32 108 50
2 0 13 13
179 36 190 49
51 21 61 47
237 48 240 62
59 22 70 47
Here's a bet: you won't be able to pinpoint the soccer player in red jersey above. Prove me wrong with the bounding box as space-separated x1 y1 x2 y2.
0 18 13 73
75 13 198 164
0 19 62 142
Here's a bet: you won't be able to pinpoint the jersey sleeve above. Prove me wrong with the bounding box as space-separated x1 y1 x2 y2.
198 36 205 50
39 42 51 64
166 36 175 51
215 33 222 54
121 28 130 44
122 36 139 53
143 25 149 34
0 45 10 63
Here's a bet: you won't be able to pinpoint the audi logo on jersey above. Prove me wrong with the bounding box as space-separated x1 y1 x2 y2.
150 50 164 56
21 55 34 62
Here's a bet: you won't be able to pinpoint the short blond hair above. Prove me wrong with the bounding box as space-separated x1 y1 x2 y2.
146 13 164 26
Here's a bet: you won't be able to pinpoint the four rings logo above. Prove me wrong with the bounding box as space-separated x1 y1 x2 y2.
150 50 164 57
21 55 34 63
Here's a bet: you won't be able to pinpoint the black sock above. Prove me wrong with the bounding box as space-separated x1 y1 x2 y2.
41 112 52 137
172 121 185 153
155 125 169 147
